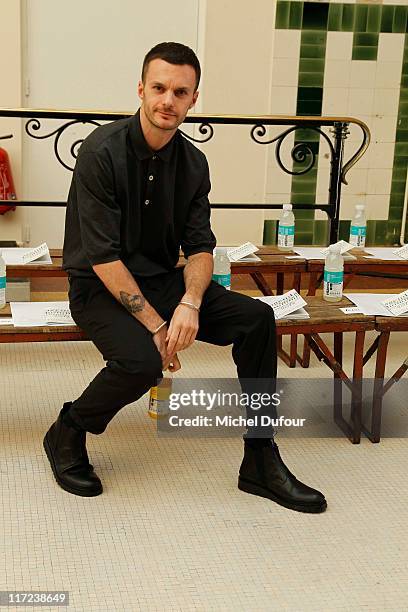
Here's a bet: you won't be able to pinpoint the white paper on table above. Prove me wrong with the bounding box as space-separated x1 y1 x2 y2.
44 306 76 325
227 242 260 262
292 247 355 260
283 307 310 320
0 317 14 326
344 293 408 317
0 243 52 265
363 248 405 261
10 301 75 327
292 247 326 260
382 290 408 316
393 244 408 260
321 240 354 255
340 306 363 314
255 289 307 320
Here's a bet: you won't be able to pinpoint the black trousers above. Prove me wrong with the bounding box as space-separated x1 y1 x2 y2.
68 268 277 435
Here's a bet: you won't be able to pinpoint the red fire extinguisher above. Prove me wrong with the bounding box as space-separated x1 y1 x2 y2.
0 140 17 215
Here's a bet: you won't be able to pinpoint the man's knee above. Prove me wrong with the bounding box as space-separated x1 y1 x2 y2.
108 352 163 386
244 297 275 327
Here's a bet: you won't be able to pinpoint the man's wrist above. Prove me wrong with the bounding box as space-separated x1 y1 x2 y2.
151 320 167 335
181 294 202 309
179 301 200 312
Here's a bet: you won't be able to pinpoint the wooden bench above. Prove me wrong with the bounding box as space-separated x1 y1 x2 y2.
0 296 376 444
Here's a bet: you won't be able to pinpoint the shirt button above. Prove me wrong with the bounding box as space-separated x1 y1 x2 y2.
148 175 154 181
145 199 150 206
152 155 157 160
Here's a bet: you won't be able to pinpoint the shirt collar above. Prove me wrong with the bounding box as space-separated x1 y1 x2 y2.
129 109 176 163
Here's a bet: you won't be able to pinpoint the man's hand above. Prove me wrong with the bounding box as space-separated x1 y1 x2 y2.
166 304 199 355
152 325 169 367
152 324 182 372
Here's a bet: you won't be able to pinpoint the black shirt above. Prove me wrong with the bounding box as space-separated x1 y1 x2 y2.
62 109 216 278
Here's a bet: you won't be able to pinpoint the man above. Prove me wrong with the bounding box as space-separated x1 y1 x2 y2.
44 42 326 513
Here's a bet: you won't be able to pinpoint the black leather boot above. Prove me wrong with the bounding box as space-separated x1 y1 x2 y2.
43 402 103 497
238 439 327 513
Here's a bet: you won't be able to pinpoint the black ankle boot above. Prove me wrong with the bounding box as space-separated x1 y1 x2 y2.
43 402 103 497
238 439 327 513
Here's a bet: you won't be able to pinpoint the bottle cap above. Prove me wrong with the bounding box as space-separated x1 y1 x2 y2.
283 204 292 211
215 246 228 255
356 204 365 211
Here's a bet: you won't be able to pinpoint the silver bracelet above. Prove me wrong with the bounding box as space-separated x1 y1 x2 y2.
179 300 200 312
152 320 167 335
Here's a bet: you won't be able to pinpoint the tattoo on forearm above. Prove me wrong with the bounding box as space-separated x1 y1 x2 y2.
120 291 146 314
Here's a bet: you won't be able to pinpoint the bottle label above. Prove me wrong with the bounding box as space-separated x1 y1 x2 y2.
0 276 6 290
212 273 231 290
148 379 172 419
278 225 295 247
349 226 366 247
324 270 343 297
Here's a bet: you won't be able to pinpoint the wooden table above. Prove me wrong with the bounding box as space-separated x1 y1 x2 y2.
301 253 408 367
277 297 376 443
7 246 307 368
0 296 375 444
307 252 408 297
7 249 66 278
8 247 306 290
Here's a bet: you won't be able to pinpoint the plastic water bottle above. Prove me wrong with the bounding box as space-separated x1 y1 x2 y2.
349 204 366 249
277 204 295 251
323 244 344 302
0 251 6 310
212 247 231 290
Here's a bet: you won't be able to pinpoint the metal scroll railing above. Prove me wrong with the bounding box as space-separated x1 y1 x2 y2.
0 108 370 243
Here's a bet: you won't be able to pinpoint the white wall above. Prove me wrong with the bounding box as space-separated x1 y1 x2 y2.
1 0 277 247
0 0 24 242
200 0 276 244
21 0 199 248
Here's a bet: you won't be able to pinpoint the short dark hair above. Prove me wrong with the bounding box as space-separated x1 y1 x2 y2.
142 42 201 91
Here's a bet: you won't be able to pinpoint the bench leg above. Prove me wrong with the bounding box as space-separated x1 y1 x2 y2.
362 331 390 443
350 331 365 444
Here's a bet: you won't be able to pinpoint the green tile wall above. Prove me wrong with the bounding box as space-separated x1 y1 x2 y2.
292 29 327 240
390 33 408 244
266 2 408 246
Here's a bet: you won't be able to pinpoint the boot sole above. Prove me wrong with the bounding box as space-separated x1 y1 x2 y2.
43 433 103 497
238 477 327 514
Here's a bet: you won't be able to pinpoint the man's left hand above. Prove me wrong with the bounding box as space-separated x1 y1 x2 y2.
166 304 199 355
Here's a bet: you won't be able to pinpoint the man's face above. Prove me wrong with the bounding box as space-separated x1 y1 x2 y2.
138 59 198 132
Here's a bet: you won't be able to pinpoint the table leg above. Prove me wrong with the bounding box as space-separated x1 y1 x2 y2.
250 272 274 296
333 332 343 424
306 331 362 443
363 331 390 443
276 272 284 295
289 334 297 368
293 272 301 293
276 272 297 368
307 272 318 297
350 330 365 444
302 273 319 368
286 272 302 367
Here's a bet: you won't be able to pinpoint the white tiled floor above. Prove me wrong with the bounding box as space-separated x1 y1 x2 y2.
0 330 407 611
